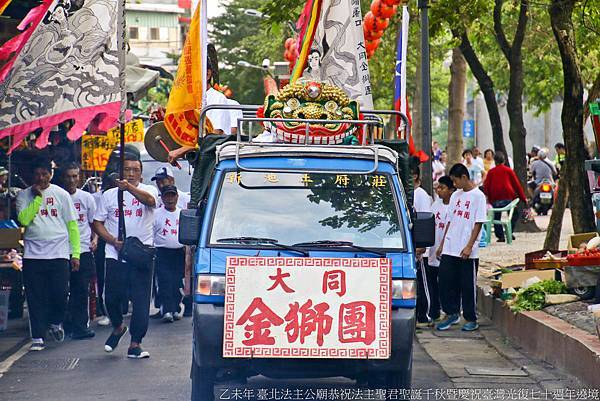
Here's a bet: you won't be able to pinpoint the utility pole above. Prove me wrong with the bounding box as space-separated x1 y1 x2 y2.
418 0 432 195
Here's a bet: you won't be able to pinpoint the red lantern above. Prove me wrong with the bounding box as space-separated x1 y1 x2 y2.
374 17 389 30
382 0 401 6
364 28 384 41
365 39 380 54
371 0 397 19
367 48 376 59
364 11 378 32
284 37 295 50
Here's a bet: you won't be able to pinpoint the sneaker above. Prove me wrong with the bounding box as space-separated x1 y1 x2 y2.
30 339 45 351
173 312 182 321
462 321 480 331
435 314 461 331
71 328 96 340
97 316 110 326
127 346 150 359
49 324 65 342
104 326 128 352
162 312 174 323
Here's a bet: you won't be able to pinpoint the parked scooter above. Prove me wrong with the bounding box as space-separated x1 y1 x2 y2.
532 178 554 215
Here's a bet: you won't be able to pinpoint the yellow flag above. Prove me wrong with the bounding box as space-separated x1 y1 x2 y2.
164 2 206 147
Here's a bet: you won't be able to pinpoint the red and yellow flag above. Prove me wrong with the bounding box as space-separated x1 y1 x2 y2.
0 0 13 16
164 1 207 147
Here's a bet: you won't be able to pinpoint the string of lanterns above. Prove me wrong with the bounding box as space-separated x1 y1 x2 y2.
283 0 402 66
364 0 401 59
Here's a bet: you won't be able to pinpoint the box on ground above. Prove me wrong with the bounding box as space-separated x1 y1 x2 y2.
567 232 599 254
492 269 557 289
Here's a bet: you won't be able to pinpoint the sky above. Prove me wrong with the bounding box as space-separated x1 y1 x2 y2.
207 1 225 18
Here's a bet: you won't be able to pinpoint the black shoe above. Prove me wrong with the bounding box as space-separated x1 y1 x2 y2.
150 311 162 319
497 238 506 243
71 328 96 340
104 326 128 352
127 345 150 359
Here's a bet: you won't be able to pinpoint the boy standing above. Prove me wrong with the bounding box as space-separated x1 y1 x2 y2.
412 166 433 326
436 164 487 332
153 185 185 323
427 176 456 323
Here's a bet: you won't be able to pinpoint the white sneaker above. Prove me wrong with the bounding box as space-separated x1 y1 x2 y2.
162 312 174 323
30 339 45 351
97 316 110 326
173 312 182 321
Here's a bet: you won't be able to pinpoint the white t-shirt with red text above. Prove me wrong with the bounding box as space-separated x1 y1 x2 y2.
154 206 183 249
94 183 159 260
16 184 78 259
413 186 432 213
428 199 450 267
70 189 96 253
441 188 487 259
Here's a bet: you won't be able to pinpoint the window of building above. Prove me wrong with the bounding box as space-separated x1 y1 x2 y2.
150 28 159 41
129 27 139 40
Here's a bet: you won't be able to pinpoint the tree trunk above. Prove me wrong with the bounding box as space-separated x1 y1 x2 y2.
549 0 596 233
544 175 569 249
446 47 466 167
458 31 507 156
493 0 529 192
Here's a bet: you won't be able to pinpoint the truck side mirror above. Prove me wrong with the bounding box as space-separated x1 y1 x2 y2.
412 212 435 248
179 207 204 246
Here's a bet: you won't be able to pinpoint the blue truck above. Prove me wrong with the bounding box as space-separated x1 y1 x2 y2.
179 108 434 401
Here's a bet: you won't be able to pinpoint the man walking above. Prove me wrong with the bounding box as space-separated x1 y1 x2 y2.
153 185 185 323
483 152 527 242
16 159 80 351
152 166 190 209
93 153 158 359
59 163 97 339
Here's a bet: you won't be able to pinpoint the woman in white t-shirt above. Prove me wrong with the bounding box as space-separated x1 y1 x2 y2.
435 164 487 333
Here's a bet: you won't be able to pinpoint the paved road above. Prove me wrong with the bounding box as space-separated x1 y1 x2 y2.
0 314 584 401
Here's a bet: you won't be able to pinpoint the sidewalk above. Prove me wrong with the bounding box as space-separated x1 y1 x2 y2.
478 210 600 388
0 312 30 374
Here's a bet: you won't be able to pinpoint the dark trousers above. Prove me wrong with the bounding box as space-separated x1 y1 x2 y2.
94 240 106 316
438 255 478 322
67 252 95 333
416 258 441 322
105 258 153 344
492 200 519 240
22 258 70 339
156 248 185 314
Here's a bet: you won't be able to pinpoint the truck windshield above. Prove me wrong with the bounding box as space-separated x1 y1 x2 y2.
209 171 404 250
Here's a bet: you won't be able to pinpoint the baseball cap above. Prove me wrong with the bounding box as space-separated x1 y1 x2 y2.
160 185 178 195
152 166 174 181
0 166 7 176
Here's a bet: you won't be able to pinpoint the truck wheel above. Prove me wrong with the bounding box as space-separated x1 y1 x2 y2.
568 286 596 300
191 359 215 401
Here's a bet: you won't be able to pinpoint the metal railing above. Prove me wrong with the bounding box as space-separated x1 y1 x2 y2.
197 104 410 175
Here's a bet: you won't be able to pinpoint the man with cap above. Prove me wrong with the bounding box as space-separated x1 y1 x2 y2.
151 166 190 210
153 185 185 323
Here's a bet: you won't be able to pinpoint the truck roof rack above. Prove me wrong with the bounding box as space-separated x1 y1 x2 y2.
200 104 410 175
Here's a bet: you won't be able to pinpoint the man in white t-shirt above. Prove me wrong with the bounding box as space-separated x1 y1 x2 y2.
16 159 80 351
227 98 243 134
93 153 158 359
411 167 435 327
428 176 456 322
153 185 185 323
59 163 97 340
436 164 487 332
151 166 190 210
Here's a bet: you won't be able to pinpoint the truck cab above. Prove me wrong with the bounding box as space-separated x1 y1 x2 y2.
179 110 434 401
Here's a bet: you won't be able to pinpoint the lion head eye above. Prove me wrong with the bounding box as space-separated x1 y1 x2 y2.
324 101 338 113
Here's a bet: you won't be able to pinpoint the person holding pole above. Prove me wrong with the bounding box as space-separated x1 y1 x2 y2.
93 152 158 359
